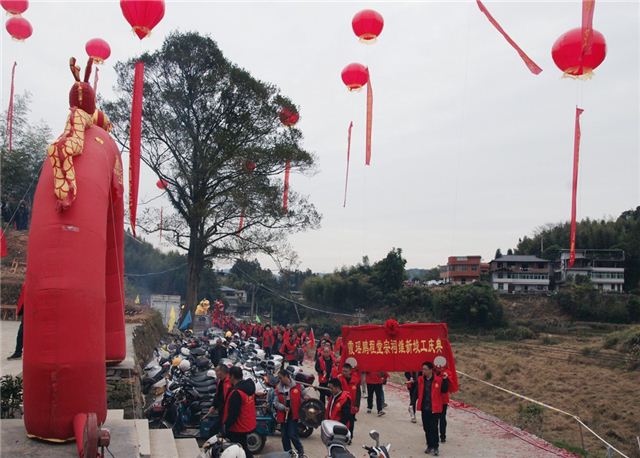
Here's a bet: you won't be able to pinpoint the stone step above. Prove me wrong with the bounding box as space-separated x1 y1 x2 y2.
135 419 152 458
107 409 125 420
149 428 179 458
175 438 200 458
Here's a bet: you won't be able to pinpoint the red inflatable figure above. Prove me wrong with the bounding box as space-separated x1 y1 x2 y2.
24 57 125 457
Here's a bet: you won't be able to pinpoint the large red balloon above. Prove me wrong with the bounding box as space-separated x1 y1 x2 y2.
1 0 27 15
85 38 111 64
5 16 32 40
120 0 165 40
552 28 606 76
352 9 384 43
279 107 299 127
341 63 369 91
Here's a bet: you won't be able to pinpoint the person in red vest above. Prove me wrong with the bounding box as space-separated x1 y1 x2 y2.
314 345 338 405
337 362 360 439
436 365 457 443
417 361 449 456
279 331 300 367
262 324 275 357
222 366 257 458
273 368 304 457
334 335 343 358
364 371 388 416
326 378 352 430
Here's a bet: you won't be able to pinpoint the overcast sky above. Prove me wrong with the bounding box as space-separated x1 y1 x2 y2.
2 1 638 272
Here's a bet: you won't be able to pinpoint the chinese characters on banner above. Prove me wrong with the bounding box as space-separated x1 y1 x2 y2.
340 322 458 389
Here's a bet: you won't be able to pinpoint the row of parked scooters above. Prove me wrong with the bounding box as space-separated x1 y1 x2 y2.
142 327 391 458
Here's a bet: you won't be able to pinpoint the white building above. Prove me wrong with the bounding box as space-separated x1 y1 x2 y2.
490 255 551 293
557 249 625 293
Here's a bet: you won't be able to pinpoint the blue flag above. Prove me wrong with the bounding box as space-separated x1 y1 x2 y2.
179 310 192 330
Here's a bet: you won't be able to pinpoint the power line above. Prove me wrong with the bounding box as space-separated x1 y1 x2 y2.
125 263 187 277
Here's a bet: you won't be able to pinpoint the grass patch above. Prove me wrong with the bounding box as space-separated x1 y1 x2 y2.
551 440 587 457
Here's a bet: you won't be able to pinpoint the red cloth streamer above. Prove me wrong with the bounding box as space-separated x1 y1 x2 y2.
343 121 353 207
93 66 99 94
0 230 7 258
569 107 584 268
238 208 245 231
365 77 373 165
159 206 163 243
283 160 291 212
475 0 543 75
581 0 595 60
129 61 144 237
6 62 17 153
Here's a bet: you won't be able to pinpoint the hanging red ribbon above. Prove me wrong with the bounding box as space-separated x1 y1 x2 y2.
0 230 7 258
569 107 584 268
475 0 543 75
343 121 353 207
238 208 245 231
93 66 99 94
6 62 17 153
159 206 163 243
581 0 595 59
129 61 144 237
365 76 373 166
283 160 291 212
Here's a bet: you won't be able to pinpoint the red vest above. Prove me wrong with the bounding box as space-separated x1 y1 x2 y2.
262 330 274 348
334 337 343 355
223 388 257 432
439 369 456 404
218 377 232 403
326 391 350 421
280 339 300 362
416 374 444 414
275 383 302 423
338 373 360 414
317 355 337 383
365 371 388 385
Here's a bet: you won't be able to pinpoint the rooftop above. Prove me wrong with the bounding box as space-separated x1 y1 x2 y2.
491 255 548 263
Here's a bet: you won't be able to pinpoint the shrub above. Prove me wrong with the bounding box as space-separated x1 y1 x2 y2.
495 326 537 341
517 403 544 435
0 375 23 419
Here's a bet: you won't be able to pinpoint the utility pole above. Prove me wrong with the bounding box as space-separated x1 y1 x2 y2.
355 308 364 325
250 284 257 318
270 302 274 326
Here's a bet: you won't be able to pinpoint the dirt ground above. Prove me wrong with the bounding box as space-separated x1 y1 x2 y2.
450 336 639 458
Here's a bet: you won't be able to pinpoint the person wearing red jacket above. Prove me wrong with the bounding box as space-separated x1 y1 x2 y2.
334 335 343 358
315 345 338 404
222 366 257 458
326 378 352 431
279 332 300 366
436 366 457 443
273 369 304 456
417 361 449 456
364 371 388 416
262 324 275 357
338 362 360 439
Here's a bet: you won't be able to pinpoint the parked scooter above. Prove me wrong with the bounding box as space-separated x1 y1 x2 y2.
320 420 391 458
198 435 246 458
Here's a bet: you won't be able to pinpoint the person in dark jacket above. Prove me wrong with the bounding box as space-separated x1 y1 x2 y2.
404 371 419 423
209 338 228 367
417 361 449 456
7 284 25 360
274 369 304 456
326 378 352 429
222 366 257 458
315 345 337 405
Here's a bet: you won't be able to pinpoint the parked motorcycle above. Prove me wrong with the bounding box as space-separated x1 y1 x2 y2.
320 420 391 458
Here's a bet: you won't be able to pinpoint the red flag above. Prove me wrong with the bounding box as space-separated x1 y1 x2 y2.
0 230 7 258
365 77 373 165
129 61 145 237
283 160 291 212
6 62 17 153
93 66 99 94
569 107 584 268
309 328 316 349
581 0 596 59
476 0 543 75
343 121 353 207
238 208 245 231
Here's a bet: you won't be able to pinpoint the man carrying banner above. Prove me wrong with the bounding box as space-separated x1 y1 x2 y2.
436 363 457 444
364 370 388 416
338 362 361 439
417 361 449 456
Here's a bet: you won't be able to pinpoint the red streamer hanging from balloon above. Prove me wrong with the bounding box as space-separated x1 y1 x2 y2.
569 107 584 268
343 121 353 207
6 62 17 154
159 206 163 244
93 66 99 94
475 0 543 75
0 230 7 258
129 62 144 237
581 0 595 59
365 76 373 166
238 208 245 232
283 160 291 212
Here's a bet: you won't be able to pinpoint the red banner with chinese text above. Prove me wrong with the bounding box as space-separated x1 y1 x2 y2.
340 323 458 389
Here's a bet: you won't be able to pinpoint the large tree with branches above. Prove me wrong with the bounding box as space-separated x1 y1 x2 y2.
105 32 320 312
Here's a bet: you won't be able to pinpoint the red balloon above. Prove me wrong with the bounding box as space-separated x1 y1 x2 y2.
245 161 257 172
5 16 31 40
1 0 28 15
156 178 168 189
352 9 384 43
279 107 299 127
341 63 369 91
85 38 111 64
552 28 606 76
120 0 165 40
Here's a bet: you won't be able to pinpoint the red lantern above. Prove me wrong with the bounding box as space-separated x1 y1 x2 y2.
245 161 257 172
156 179 168 190
341 63 369 91
85 38 111 64
1 0 28 15
279 107 299 127
120 0 165 40
5 16 31 40
552 28 606 77
352 9 384 43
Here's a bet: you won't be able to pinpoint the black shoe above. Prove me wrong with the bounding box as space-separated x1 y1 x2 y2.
6 354 21 360
433 449 440 456
441 437 446 443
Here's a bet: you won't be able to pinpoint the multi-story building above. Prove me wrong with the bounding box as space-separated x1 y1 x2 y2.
557 249 625 293
490 255 551 293
440 256 483 285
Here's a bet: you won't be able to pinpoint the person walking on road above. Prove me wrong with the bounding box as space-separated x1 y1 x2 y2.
436 364 457 443
315 345 338 405
326 378 352 430
222 366 257 458
417 361 449 456
405 371 419 423
364 371 388 416
338 362 361 440
274 369 305 457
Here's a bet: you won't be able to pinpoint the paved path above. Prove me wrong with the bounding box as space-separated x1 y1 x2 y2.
0 320 138 377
